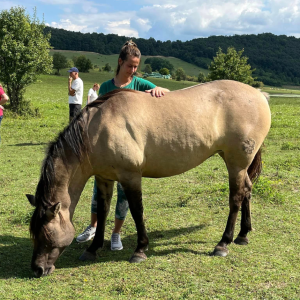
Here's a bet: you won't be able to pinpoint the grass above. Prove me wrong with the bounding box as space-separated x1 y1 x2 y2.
50 50 209 77
0 74 300 299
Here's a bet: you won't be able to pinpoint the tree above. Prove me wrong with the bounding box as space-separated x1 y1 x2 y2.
144 64 152 74
144 57 174 72
102 63 112 72
207 47 255 84
198 72 206 83
73 55 93 72
159 68 169 75
0 7 52 113
175 68 186 81
53 52 68 75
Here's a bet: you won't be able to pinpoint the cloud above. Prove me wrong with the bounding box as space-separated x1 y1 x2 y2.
47 19 89 32
43 0 300 41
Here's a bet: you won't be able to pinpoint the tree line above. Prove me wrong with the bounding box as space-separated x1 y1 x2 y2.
45 27 300 86
0 6 297 115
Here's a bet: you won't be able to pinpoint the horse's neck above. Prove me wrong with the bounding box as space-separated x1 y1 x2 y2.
54 155 93 219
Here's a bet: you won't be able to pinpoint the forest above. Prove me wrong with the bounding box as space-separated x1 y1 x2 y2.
45 27 300 86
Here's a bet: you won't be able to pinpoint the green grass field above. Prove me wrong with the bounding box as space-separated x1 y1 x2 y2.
0 73 300 299
50 50 209 77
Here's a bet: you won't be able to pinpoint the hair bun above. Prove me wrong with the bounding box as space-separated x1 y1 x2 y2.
124 40 137 47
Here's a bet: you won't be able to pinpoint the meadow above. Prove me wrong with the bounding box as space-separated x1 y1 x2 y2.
0 71 300 299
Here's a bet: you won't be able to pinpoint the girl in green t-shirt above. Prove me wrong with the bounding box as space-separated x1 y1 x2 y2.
76 40 170 250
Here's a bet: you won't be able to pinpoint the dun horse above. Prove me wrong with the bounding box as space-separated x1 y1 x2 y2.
27 80 271 277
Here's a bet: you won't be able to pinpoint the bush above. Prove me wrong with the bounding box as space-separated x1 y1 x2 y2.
102 63 112 72
159 68 169 75
186 75 197 82
251 81 264 88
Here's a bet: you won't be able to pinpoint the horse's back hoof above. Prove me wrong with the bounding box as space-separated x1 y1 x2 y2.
212 246 229 257
129 252 147 263
79 250 97 261
234 236 249 245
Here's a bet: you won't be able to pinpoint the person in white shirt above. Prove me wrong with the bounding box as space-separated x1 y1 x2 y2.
68 67 83 122
87 83 100 104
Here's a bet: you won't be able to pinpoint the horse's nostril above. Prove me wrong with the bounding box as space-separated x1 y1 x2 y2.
35 266 44 278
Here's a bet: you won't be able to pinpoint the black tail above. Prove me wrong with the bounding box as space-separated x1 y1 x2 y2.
247 148 262 183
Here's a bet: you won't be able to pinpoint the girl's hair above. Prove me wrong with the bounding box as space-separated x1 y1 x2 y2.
93 83 100 88
116 40 141 75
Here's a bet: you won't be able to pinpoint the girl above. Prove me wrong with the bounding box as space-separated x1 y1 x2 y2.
87 83 100 104
76 41 170 250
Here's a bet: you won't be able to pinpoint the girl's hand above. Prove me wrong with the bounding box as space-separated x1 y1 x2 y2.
0 105 4 110
145 87 169 97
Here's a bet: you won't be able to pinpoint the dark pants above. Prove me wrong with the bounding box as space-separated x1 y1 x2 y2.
69 104 82 122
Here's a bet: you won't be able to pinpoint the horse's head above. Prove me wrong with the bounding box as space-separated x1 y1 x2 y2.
26 194 75 277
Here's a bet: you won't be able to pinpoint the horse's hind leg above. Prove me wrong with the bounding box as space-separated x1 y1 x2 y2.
119 174 149 263
234 174 253 245
213 166 247 257
80 177 114 261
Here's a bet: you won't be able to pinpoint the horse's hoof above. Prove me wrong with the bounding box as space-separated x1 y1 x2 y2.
129 252 147 263
212 246 229 257
79 250 96 261
234 236 249 245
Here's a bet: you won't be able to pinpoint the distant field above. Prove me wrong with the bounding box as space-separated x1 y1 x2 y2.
50 50 209 77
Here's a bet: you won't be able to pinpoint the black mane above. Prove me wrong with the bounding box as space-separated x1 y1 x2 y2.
30 111 87 239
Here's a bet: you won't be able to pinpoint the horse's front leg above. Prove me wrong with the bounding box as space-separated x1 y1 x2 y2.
79 177 114 261
120 174 149 263
213 168 247 257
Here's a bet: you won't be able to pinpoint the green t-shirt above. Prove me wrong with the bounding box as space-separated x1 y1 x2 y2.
99 76 156 96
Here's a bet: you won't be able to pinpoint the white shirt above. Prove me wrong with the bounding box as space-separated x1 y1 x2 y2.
69 77 83 104
87 88 98 103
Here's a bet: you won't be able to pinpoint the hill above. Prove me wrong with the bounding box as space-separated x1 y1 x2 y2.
46 27 300 86
50 50 208 77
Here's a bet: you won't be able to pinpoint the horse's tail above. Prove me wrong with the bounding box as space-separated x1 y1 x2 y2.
247 148 262 183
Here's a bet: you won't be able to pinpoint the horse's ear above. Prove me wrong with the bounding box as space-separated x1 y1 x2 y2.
46 202 61 219
26 194 36 207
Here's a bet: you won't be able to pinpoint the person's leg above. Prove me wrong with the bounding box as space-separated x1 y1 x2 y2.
69 104 82 122
0 116 3 145
111 182 129 250
76 179 98 243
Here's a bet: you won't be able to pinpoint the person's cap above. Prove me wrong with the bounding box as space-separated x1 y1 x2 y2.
68 67 79 73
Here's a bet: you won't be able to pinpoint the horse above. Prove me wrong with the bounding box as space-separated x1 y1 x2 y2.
26 80 271 277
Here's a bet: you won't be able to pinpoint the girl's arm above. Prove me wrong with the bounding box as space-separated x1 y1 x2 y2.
0 93 9 105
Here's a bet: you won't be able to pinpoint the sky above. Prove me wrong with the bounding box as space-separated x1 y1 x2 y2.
1 0 300 41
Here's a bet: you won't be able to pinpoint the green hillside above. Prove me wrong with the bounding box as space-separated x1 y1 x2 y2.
50 50 208 77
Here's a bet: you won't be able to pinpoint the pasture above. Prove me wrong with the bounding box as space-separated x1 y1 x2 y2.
0 71 300 299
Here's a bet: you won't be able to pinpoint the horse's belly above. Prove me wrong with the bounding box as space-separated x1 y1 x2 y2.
141 146 213 178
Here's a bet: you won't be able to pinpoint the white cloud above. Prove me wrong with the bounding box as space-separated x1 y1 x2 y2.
37 0 300 41
47 19 89 32
105 19 139 37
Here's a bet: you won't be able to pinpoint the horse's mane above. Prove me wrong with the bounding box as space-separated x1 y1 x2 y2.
29 89 137 239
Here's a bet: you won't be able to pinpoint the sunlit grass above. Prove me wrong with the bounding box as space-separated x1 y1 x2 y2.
0 75 300 299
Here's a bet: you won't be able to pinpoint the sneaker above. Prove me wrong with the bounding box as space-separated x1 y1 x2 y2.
76 225 96 243
111 233 123 250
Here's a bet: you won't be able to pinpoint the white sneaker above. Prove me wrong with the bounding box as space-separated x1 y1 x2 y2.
76 225 96 243
111 233 123 250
